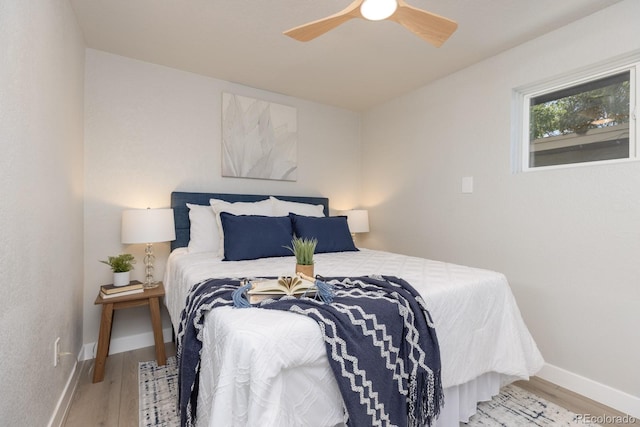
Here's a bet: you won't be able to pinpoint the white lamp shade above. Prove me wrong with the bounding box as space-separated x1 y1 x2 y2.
346 209 370 233
121 208 176 244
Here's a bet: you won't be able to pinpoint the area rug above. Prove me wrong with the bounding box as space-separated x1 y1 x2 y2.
467 384 601 426
139 359 599 427
139 357 179 427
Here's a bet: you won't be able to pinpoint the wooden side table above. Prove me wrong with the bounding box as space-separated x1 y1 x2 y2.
93 282 167 383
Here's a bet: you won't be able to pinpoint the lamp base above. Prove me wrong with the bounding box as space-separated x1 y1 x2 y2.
143 243 157 289
142 280 160 290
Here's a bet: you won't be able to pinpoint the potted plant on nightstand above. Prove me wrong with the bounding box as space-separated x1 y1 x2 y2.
100 253 136 287
286 237 317 278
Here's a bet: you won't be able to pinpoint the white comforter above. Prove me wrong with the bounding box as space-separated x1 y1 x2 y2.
164 248 543 427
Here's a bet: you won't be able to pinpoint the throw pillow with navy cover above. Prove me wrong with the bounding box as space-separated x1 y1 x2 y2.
220 213 294 261
289 213 358 253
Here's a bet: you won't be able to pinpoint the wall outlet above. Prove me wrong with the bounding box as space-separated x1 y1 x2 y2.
54 337 61 367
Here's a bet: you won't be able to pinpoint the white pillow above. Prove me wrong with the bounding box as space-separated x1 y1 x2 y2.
186 203 219 254
210 198 275 257
270 196 325 217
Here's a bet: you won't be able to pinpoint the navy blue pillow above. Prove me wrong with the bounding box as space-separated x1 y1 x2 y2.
289 214 358 253
220 213 293 261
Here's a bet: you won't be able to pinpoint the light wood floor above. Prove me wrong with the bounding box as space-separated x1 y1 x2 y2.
62 344 636 426
63 343 176 427
513 378 638 427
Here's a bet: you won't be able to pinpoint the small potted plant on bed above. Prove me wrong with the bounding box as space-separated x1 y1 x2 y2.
100 253 136 287
286 237 317 278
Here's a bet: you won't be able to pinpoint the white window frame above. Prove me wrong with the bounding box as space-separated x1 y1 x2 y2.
512 51 640 172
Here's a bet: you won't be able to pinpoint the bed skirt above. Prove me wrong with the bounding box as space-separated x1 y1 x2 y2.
436 371 503 426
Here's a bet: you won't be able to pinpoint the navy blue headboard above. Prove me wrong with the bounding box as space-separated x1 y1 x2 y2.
170 191 330 251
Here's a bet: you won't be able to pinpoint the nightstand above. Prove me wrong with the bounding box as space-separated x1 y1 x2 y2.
93 282 167 383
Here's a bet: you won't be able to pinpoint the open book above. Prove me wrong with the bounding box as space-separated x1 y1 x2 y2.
248 275 316 303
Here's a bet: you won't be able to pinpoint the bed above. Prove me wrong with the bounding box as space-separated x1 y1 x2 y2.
164 191 544 427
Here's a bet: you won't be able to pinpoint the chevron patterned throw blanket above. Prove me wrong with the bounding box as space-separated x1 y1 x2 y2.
177 275 443 427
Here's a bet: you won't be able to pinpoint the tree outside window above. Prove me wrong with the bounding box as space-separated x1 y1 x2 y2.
527 71 631 168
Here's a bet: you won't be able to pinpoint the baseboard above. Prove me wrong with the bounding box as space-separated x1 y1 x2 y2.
81 327 173 361
47 349 83 427
538 363 640 419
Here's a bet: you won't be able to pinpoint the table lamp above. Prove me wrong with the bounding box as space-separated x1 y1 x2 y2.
121 208 176 288
346 209 370 238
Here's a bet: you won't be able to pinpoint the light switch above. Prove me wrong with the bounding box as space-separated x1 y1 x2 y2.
462 176 473 193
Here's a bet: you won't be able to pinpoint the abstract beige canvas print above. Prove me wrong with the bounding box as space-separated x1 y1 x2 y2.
222 93 297 181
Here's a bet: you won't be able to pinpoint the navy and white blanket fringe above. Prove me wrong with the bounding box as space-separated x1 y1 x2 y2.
176 275 443 427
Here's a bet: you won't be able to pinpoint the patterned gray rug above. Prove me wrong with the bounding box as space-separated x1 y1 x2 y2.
139 358 599 426
139 357 179 427
467 384 600 426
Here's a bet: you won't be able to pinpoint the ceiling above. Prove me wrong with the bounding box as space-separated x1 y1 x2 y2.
70 0 621 111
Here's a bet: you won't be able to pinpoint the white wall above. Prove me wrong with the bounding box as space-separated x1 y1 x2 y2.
83 49 362 351
0 1 85 425
361 0 640 416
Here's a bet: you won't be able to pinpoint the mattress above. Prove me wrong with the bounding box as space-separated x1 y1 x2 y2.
164 247 543 426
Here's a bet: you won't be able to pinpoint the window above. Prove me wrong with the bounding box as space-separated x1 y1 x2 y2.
514 54 639 171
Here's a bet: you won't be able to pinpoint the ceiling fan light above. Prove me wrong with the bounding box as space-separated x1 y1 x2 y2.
360 0 398 21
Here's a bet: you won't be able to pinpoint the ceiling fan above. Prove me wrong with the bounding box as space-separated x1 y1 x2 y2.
283 0 458 47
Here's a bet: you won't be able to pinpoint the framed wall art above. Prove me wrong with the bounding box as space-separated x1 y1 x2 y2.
221 93 298 181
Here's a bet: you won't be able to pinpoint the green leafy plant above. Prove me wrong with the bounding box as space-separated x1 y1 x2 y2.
285 237 317 266
100 253 136 273
530 80 630 139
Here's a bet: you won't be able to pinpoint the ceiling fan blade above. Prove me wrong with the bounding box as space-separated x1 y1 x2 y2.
283 0 364 42
390 0 458 47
